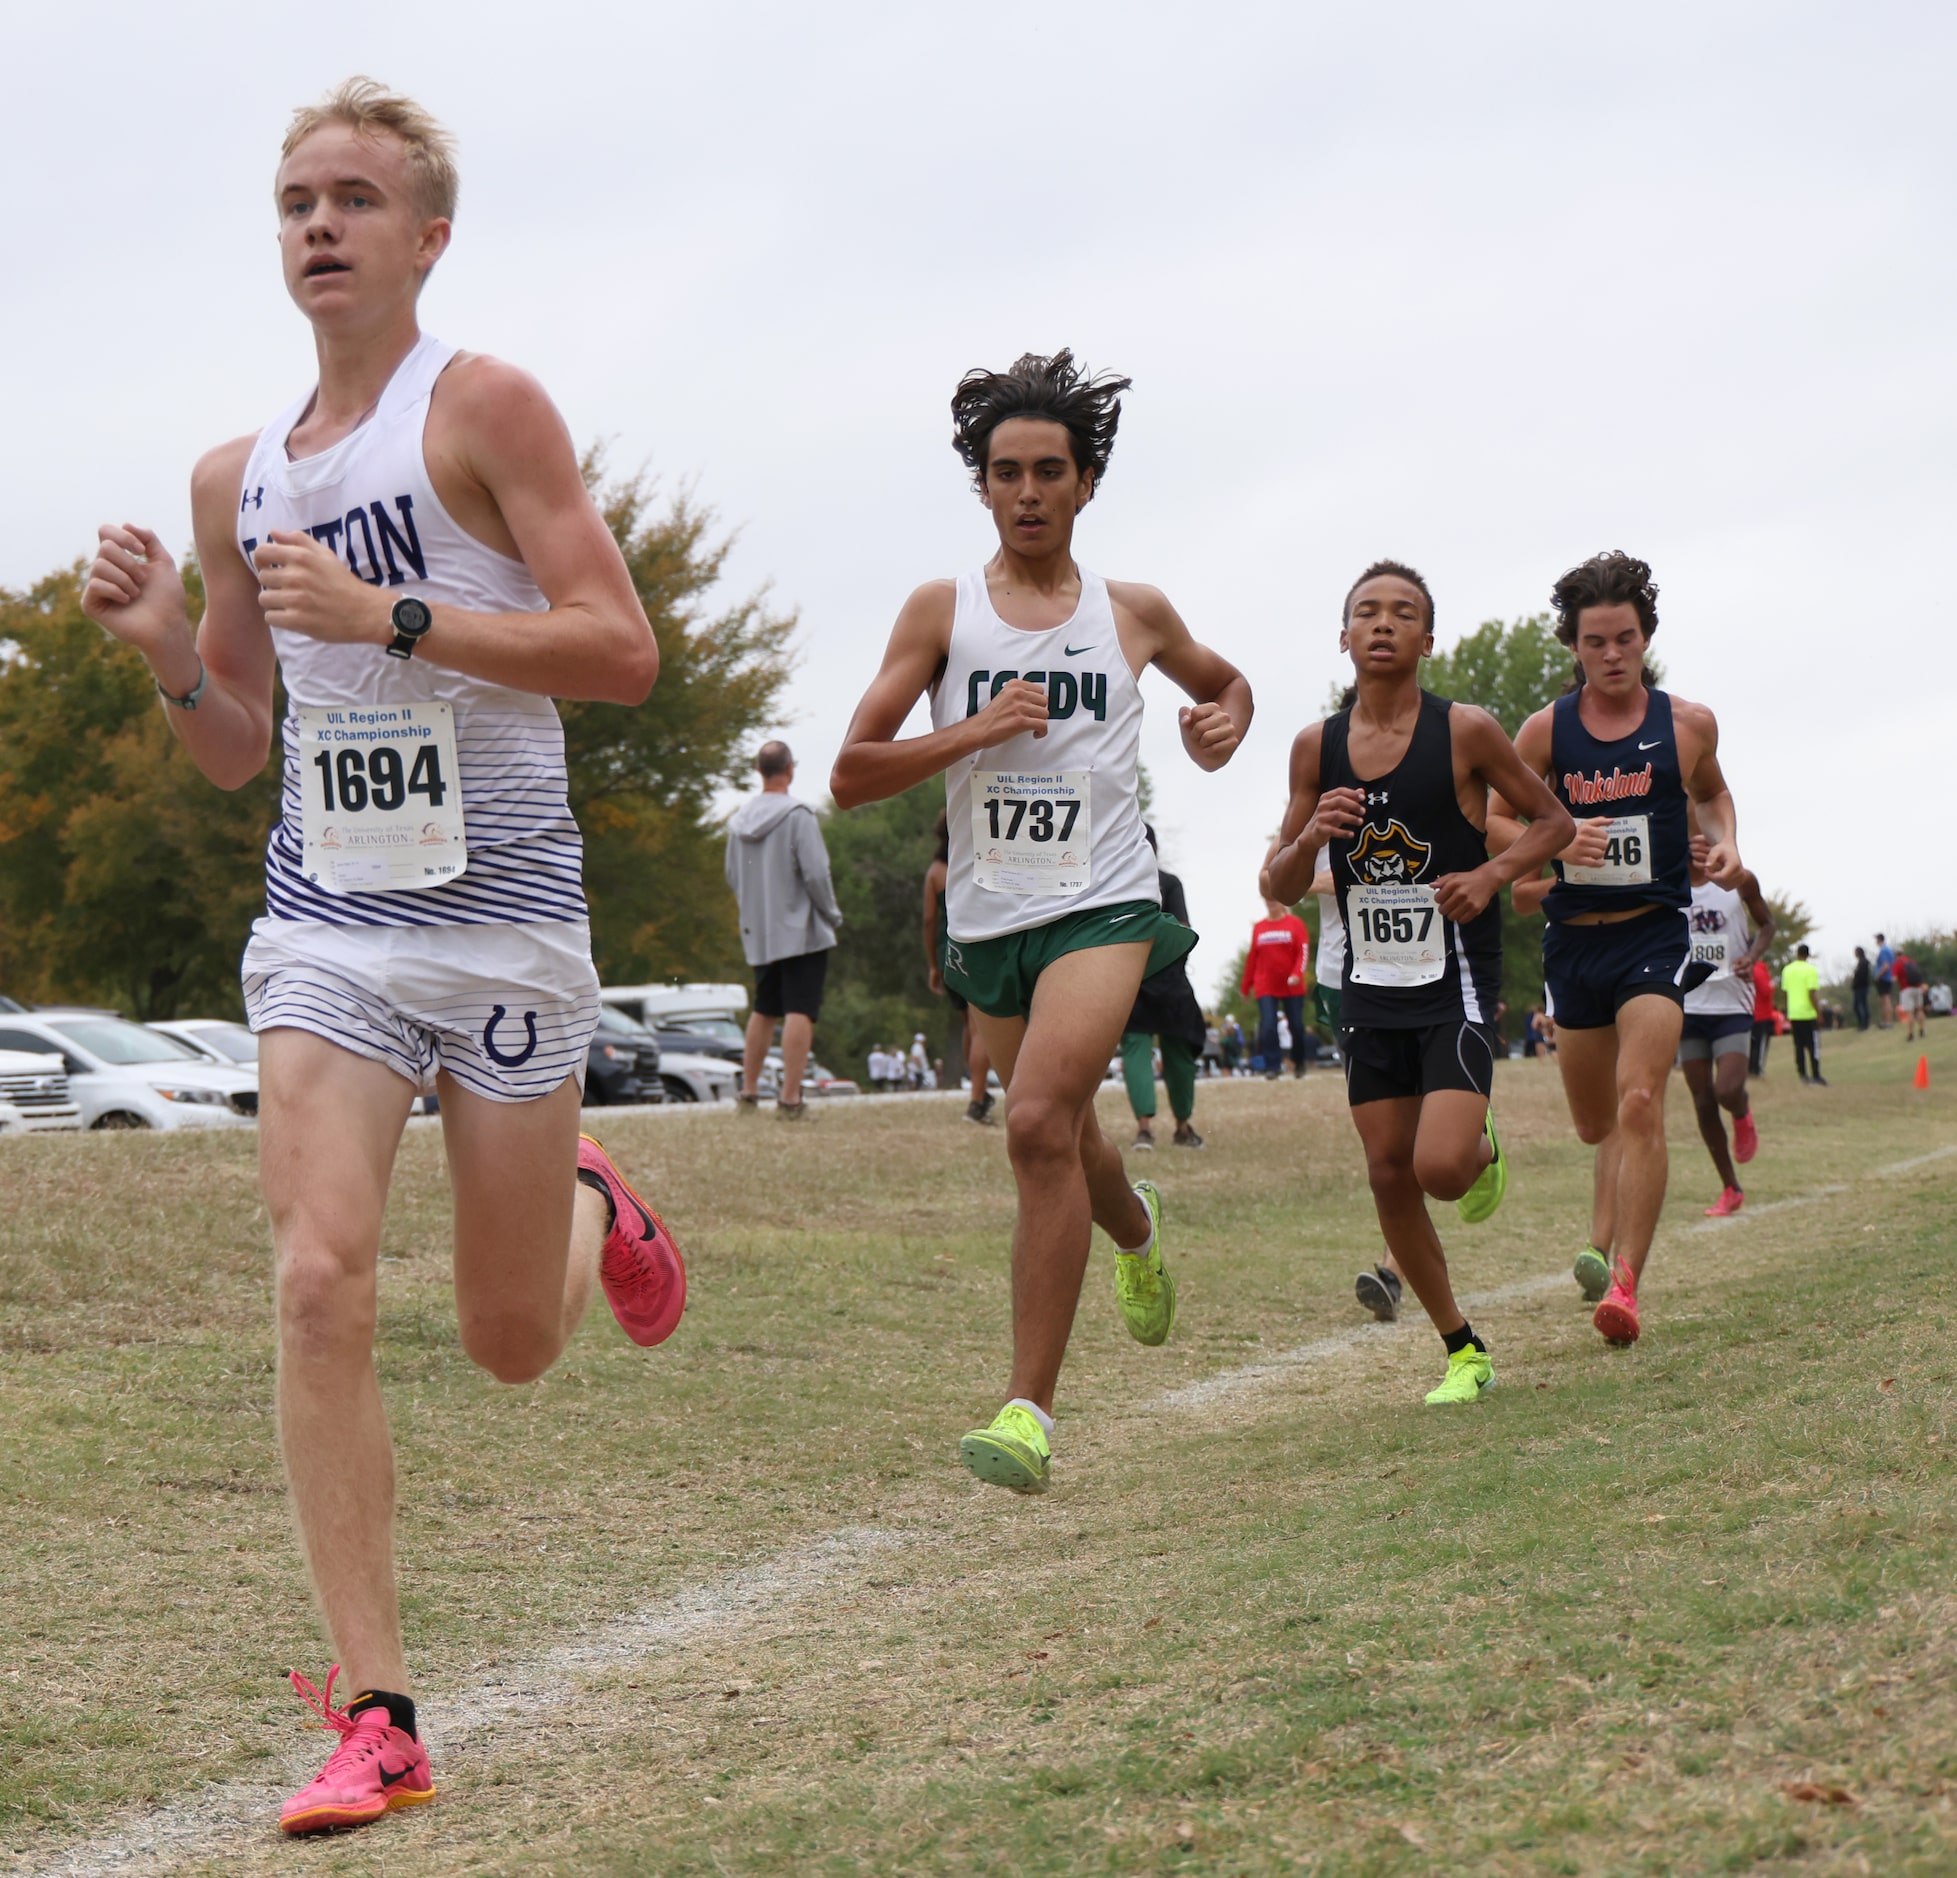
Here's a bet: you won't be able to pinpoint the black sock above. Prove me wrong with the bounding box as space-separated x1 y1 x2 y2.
575 1167 617 1232
1442 1323 1485 1356
347 1689 418 1740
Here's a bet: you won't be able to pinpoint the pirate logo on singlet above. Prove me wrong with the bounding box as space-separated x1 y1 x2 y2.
1349 820 1433 885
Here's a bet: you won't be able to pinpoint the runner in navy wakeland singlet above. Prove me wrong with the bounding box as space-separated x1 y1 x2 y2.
1492 551 1744 1351
1268 561 1573 1407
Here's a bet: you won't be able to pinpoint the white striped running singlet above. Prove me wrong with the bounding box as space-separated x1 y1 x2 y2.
236 333 585 928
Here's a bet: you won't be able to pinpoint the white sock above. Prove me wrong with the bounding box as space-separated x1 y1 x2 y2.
1007 1397 1054 1438
1117 1186 1156 1258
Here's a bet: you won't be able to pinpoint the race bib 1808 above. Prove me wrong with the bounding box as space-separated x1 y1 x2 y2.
1561 813 1653 887
298 701 467 894
1347 883 1447 987
970 769 1092 895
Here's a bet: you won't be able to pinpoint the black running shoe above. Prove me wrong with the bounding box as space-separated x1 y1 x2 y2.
1354 1264 1403 1322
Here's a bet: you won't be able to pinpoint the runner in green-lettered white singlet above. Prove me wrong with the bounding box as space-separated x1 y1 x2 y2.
831 351 1252 1492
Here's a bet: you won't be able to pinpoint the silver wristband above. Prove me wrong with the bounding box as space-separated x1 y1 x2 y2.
156 654 209 711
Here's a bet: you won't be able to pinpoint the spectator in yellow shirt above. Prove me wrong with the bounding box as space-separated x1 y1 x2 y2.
1781 946 1826 1087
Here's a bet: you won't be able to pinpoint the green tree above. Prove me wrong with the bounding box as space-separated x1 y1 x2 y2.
0 562 279 1018
569 465 797 984
815 784 946 1079
1757 893 1816 980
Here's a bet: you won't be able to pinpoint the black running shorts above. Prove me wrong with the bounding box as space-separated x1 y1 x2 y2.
1341 1020 1499 1107
1542 905 1689 1030
753 948 830 1020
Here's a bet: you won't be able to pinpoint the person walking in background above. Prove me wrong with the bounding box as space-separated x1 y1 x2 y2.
1241 892 1310 1078
925 810 995 1123
1851 946 1872 1032
1221 1014 1246 1074
725 741 842 1118
1896 950 1928 1042
1123 827 1208 1150
1781 943 1826 1086
1749 957 1775 1077
1874 934 1896 1028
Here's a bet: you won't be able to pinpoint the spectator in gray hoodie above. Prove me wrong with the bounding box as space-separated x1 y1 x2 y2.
725 742 843 1116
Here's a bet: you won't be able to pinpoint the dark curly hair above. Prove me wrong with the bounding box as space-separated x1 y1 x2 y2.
1341 559 1434 632
1551 550 1658 646
950 350 1131 494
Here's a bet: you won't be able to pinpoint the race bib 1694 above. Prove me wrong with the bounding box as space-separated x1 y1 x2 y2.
298 701 467 894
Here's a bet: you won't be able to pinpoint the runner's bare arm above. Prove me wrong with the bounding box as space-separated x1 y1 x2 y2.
1111 582 1253 772
1488 703 1609 870
829 584 1048 809
80 435 282 791
1511 867 1555 917
1675 698 1741 883
1266 723 1364 904
1432 708 1575 922
250 359 657 706
1735 873 1776 970
923 859 947 994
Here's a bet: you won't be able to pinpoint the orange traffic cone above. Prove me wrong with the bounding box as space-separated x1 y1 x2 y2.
1914 1054 1930 1091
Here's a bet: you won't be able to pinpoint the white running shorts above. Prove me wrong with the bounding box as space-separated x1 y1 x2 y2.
242 917 600 1103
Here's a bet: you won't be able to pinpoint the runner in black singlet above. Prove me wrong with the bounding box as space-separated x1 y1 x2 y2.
1269 562 1571 1406
1491 551 1742 1348
924 809 994 1124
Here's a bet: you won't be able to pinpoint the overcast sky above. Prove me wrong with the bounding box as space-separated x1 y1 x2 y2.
8 0 1951 992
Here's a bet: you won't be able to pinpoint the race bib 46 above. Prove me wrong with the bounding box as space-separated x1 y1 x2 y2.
1562 814 1653 888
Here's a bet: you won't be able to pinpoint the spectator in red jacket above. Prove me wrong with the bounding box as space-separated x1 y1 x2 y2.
1242 897 1311 1078
1748 957 1775 1077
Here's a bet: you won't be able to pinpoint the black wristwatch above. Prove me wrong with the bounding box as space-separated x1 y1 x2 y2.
384 596 434 660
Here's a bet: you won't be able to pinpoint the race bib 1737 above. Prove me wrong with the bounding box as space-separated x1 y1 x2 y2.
298 701 467 894
970 769 1092 895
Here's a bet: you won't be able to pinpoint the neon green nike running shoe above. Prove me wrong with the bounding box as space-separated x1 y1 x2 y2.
1455 1109 1506 1224
960 1403 1051 1494
1424 1344 1495 1405
1114 1181 1176 1346
1573 1244 1611 1302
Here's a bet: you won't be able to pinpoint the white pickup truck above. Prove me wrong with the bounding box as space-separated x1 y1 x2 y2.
0 1049 84 1133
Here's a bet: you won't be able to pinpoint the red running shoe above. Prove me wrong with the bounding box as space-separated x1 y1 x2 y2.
579 1134 687 1347
1593 1259 1641 1345
280 1666 433 1835
1705 1184 1745 1219
1733 1110 1758 1164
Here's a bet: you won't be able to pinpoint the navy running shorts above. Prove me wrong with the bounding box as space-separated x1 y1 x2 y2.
1542 906 1689 1030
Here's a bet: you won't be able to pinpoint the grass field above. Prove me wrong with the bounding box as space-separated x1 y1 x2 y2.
2 1021 1953 1876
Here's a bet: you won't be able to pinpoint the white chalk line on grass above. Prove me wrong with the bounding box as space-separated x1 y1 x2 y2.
18 1528 905 1878
24 1136 1954 1876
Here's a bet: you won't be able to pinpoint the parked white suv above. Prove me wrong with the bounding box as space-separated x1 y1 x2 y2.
0 1048 84 1132
0 1011 257 1130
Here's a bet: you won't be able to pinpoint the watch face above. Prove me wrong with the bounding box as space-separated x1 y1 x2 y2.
393 597 433 636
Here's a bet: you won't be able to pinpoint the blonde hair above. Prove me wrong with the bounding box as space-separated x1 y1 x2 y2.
280 77 458 223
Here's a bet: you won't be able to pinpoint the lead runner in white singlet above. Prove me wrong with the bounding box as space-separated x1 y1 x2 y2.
80 81 686 1839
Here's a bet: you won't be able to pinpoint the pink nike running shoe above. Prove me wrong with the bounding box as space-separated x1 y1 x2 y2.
579 1134 687 1346
1733 1110 1758 1164
1705 1185 1745 1219
280 1666 433 1835
1593 1259 1641 1346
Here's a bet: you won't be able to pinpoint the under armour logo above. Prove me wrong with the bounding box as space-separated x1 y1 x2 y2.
482 1005 540 1068
1366 791 1390 806
240 486 264 512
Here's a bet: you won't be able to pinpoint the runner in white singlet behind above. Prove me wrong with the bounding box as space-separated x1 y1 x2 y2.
832 352 1251 1494
1678 820 1775 1216
80 81 684 1838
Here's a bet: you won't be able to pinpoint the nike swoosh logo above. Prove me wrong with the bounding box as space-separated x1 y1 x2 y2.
1637 740 1664 750
1063 643 1096 656
1109 914 1139 926
377 1763 416 1788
